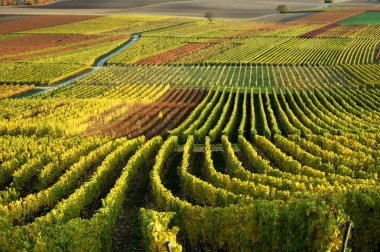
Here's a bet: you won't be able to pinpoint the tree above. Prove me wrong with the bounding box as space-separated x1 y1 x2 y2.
325 0 333 3
276 4 291 13
1 0 7 5
204 12 214 24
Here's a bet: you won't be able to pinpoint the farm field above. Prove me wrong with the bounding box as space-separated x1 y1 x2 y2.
339 10 380 24
56 64 378 89
0 0 332 18
0 7 380 252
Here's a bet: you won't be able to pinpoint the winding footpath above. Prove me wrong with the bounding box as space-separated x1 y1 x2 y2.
19 34 141 98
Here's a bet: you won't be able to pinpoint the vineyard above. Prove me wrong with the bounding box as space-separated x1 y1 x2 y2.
339 11 380 25
70 64 379 88
0 7 380 252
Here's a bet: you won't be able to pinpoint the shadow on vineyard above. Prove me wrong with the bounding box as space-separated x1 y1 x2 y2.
84 87 206 140
112 155 156 251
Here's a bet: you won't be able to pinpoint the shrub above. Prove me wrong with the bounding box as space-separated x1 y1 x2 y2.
276 4 291 13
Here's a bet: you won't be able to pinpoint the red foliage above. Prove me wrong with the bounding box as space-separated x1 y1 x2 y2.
289 10 364 24
375 49 380 63
95 88 206 139
0 34 101 56
299 23 339 38
0 15 98 34
1 34 129 62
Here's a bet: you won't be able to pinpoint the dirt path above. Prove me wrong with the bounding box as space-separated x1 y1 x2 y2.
111 157 155 251
22 34 141 97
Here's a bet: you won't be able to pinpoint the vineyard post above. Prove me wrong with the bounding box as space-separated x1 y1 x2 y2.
340 221 353 252
165 241 173 252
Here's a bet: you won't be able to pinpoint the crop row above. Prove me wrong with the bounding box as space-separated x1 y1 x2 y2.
169 87 380 143
147 133 379 251
290 9 365 24
0 112 379 251
89 87 206 139
0 15 97 34
108 24 334 65
314 24 380 39
0 33 101 57
0 135 164 251
205 36 377 65
0 84 34 99
46 82 169 100
104 18 379 66
0 36 130 85
1 129 378 250
76 64 374 90
2 13 377 86
27 15 186 35
1 34 128 62
0 82 182 137
0 98 134 137
108 37 201 65
342 64 380 87
107 22 380 66
144 19 263 38
0 63 88 85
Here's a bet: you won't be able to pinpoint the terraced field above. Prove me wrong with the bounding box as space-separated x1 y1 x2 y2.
0 7 380 252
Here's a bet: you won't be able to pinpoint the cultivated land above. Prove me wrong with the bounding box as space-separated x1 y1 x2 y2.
0 5 380 252
1 0 378 18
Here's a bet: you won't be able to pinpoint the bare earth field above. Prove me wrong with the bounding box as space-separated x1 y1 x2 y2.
0 0 378 20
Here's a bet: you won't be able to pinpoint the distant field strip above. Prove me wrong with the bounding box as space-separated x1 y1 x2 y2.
339 11 380 25
73 64 378 89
